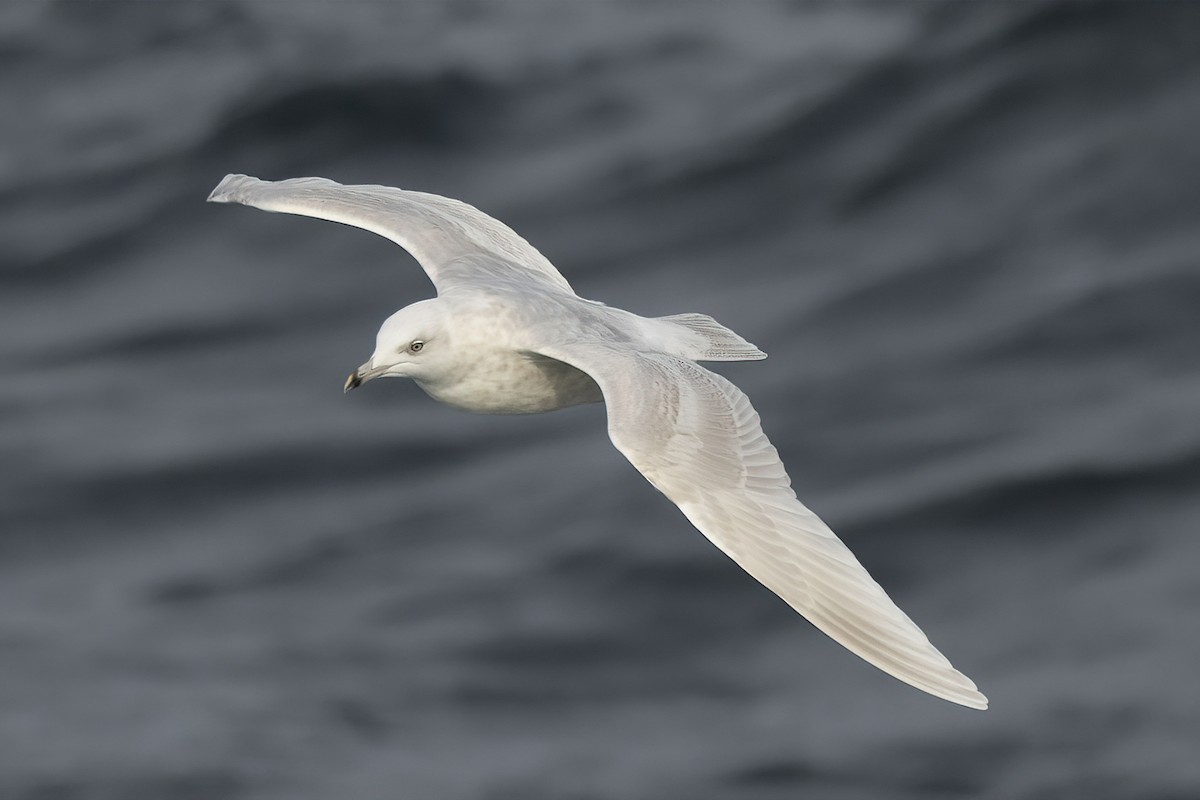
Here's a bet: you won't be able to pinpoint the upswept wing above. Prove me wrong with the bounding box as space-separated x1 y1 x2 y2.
207 174 574 295
536 342 988 709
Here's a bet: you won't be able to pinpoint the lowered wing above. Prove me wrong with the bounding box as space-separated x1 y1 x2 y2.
536 341 988 709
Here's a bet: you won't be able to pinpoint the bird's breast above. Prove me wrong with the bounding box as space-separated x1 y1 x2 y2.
416 349 602 415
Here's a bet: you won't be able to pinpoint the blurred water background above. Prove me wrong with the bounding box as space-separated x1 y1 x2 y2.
2 2 1199 798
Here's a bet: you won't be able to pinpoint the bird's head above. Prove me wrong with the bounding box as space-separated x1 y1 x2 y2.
345 299 450 392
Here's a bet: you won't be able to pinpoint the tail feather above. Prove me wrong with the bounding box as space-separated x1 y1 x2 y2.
655 313 767 362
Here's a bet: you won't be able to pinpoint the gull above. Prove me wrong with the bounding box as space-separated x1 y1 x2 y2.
207 174 987 709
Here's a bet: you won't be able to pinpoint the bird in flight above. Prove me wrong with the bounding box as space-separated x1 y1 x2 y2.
208 174 987 710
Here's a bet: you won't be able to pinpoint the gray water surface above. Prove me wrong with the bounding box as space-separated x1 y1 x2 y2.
3 3 1199 798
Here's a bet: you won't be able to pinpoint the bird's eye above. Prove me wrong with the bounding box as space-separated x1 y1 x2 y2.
408 340 425 353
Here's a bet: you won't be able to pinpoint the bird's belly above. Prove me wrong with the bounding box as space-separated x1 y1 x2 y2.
416 352 603 414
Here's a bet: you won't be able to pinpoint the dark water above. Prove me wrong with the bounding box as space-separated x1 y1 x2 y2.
3 2 1199 798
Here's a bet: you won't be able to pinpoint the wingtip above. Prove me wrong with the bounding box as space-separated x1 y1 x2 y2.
941 676 989 710
896 670 989 711
207 173 260 204
923 662 989 710
956 670 989 710
959 690 990 711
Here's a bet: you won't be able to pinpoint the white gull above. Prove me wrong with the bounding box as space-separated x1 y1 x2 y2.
208 174 987 710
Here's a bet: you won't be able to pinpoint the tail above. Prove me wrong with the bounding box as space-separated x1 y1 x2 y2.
653 313 767 362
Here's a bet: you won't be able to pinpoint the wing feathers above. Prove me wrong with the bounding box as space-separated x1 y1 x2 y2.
207 174 574 294
539 343 987 710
